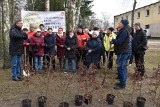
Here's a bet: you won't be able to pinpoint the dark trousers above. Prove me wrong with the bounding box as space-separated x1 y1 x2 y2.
76 48 86 67
58 57 65 70
134 53 145 76
99 48 106 65
29 51 34 69
106 51 114 69
46 55 55 70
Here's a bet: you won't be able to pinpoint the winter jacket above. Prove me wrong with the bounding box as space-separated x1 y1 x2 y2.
132 28 148 54
56 34 66 58
85 37 102 63
30 33 45 56
103 33 116 51
98 32 106 43
27 31 36 39
9 24 28 55
41 31 48 36
64 34 78 59
112 27 130 54
76 32 90 49
44 33 56 56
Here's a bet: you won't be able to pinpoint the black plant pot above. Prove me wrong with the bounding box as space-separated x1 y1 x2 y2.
22 99 32 107
38 96 47 107
106 94 115 105
84 94 92 105
123 101 133 107
75 95 84 106
136 97 146 107
59 102 69 107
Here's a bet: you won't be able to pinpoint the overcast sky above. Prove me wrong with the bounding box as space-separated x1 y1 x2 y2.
92 0 158 22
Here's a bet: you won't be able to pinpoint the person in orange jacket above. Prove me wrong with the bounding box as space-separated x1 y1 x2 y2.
76 25 90 68
27 25 36 69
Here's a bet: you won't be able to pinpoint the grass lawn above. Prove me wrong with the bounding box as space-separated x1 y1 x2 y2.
0 41 160 107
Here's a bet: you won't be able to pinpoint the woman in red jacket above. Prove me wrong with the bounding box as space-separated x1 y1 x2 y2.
76 25 90 68
30 29 46 74
56 28 66 70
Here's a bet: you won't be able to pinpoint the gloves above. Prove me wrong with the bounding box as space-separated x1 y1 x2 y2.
23 43 29 46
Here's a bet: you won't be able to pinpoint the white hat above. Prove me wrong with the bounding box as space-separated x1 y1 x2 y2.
36 29 41 32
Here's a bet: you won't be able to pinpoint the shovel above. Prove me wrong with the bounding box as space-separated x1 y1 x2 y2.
23 45 30 77
101 41 112 87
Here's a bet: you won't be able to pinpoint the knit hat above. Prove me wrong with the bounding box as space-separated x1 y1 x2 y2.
135 22 141 27
36 28 41 32
93 27 99 31
121 19 129 26
23 28 28 31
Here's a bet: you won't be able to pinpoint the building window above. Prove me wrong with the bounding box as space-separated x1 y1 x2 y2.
137 12 140 18
158 6 160 14
126 15 128 20
145 25 150 29
146 10 150 16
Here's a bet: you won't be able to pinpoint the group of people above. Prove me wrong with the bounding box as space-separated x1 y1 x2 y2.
9 19 148 90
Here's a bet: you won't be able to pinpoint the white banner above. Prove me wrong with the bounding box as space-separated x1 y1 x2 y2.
21 10 66 32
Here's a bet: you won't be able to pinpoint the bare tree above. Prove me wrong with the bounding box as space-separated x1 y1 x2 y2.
1 0 11 68
45 0 50 11
101 12 111 29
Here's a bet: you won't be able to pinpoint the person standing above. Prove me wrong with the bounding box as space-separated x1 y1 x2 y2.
56 28 66 70
84 31 101 68
44 28 56 71
30 29 46 74
39 24 48 36
98 28 106 67
111 19 130 90
103 27 116 70
133 23 148 77
64 29 78 73
9 20 28 81
27 25 36 70
76 25 90 68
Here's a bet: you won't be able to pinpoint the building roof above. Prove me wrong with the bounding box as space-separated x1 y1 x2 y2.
114 1 160 17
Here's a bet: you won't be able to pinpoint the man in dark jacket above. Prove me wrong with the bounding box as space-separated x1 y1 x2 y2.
44 28 56 70
111 19 130 90
99 28 106 67
133 22 148 77
9 20 28 81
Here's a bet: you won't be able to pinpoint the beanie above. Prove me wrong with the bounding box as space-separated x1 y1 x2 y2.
121 19 129 26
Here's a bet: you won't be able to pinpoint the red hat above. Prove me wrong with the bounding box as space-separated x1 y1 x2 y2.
58 27 63 31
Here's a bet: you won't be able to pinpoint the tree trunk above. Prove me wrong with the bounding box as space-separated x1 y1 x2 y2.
74 0 82 27
2 0 11 69
45 0 50 11
0 1 3 58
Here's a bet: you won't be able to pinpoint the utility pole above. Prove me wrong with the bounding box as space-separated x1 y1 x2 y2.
131 0 137 27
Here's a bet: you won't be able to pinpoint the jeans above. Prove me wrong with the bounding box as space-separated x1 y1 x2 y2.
34 56 43 72
11 55 22 79
117 53 129 86
65 59 76 73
